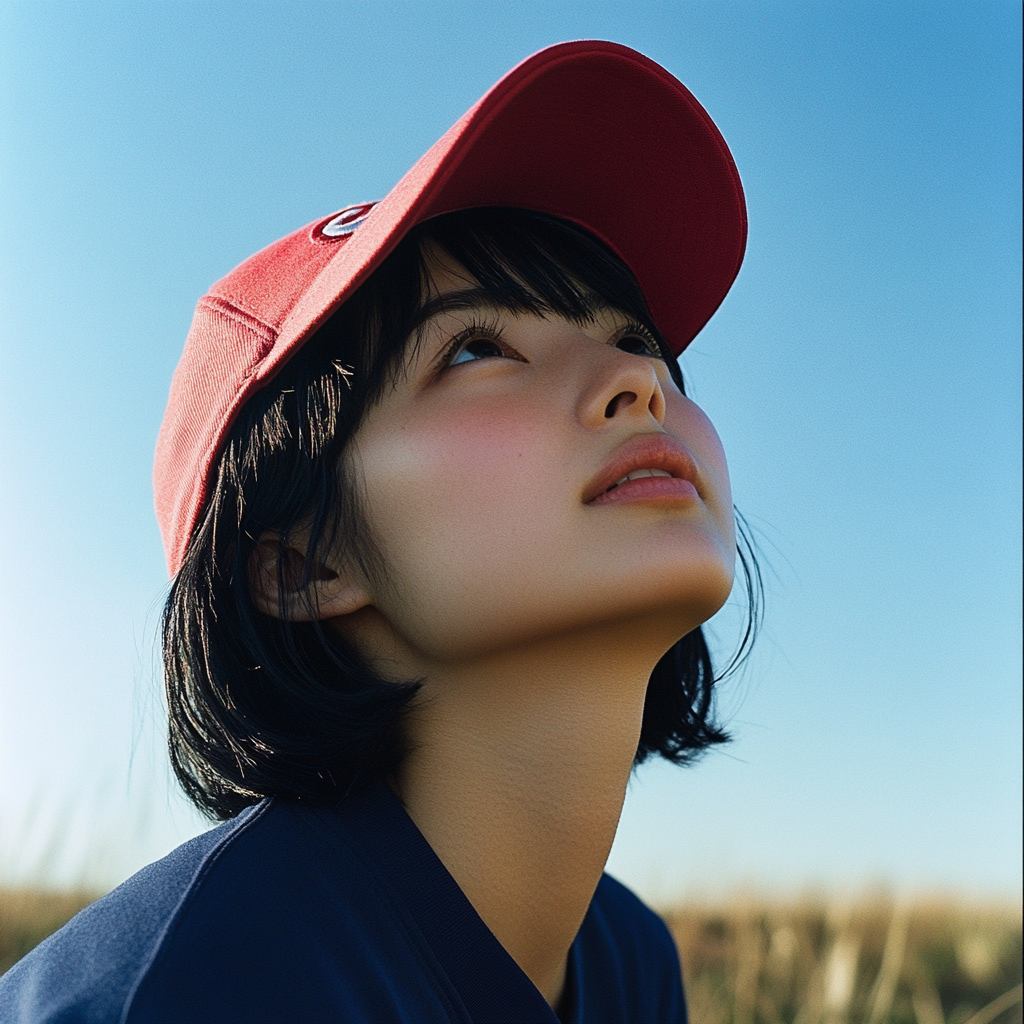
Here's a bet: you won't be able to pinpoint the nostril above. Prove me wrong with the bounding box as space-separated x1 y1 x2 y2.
604 391 638 418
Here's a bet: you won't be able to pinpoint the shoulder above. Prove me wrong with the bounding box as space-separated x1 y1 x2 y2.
1 795 462 1024
571 874 687 1024
0 802 269 1024
588 873 681 967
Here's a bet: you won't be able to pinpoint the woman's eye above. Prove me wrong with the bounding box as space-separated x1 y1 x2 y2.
615 333 657 357
449 338 507 365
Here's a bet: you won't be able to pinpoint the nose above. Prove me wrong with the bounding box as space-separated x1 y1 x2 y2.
576 345 667 428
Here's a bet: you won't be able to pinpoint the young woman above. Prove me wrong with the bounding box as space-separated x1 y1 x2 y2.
1 41 758 1023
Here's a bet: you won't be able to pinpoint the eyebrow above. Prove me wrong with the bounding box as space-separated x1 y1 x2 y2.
412 287 534 332
411 286 618 335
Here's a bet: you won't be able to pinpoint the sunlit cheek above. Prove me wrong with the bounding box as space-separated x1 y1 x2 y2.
429 406 542 490
669 396 733 526
698 423 736 613
365 401 565 566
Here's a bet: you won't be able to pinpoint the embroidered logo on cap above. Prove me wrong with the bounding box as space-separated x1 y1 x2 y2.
319 202 378 239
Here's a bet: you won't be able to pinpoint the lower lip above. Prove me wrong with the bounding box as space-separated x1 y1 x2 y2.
588 476 700 506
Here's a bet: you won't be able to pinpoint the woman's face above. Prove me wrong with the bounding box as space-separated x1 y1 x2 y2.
341 251 736 665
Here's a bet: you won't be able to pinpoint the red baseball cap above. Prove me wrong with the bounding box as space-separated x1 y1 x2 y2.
154 40 747 576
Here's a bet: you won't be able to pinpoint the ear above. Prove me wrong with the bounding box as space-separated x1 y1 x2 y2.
248 531 372 622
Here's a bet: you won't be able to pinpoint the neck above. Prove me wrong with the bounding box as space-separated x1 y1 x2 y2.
393 618 666 1009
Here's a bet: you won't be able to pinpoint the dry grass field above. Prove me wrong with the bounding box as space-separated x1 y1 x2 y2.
1 887 1021 1023
666 897 1022 1024
0 887 101 977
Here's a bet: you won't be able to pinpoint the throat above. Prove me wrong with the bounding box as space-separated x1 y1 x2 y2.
393 638 650 1008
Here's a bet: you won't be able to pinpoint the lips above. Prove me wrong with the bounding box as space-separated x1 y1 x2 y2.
584 433 702 506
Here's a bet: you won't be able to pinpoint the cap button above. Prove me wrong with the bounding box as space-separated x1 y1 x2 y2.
319 202 378 239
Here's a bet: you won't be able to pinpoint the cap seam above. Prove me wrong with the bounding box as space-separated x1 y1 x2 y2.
199 294 280 342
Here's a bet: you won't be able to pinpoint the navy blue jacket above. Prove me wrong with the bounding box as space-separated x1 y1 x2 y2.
0 781 687 1023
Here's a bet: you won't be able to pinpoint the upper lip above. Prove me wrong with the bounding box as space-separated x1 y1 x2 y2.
583 433 702 503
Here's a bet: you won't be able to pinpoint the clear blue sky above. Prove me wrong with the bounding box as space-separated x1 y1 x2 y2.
1 1 1020 898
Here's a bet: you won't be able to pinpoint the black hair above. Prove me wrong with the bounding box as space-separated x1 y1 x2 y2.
162 207 762 820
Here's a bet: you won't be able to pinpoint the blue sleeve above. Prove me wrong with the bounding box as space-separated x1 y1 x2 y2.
0 809 259 1024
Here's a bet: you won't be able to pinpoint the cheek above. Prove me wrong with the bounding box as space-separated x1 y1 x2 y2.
666 395 733 529
378 400 563 523
353 401 575 640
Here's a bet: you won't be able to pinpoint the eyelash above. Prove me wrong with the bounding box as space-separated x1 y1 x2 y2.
438 316 661 368
617 321 660 356
439 317 509 368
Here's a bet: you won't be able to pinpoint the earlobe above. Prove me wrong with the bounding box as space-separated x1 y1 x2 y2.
248 535 372 622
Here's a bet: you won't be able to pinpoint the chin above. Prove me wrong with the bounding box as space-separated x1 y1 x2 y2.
631 519 736 603
636 555 735 641
464 562 735 662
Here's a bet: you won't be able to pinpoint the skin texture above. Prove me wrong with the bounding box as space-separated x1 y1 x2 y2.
252 251 736 1010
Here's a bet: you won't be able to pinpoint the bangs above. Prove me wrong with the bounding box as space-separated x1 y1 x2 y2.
413 208 683 390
